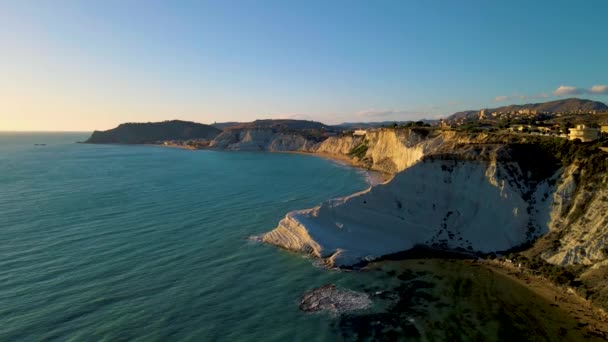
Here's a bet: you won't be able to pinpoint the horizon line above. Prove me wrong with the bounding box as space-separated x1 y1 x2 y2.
0 130 93 133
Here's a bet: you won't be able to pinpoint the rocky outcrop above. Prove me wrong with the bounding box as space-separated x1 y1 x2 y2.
299 285 371 314
209 128 318 151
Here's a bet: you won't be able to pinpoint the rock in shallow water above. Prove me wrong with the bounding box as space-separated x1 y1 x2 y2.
299 284 372 314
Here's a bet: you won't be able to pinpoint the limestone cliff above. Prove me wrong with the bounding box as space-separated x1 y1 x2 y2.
263 146 555 266
313 129 491 174
538 162 608 266
263 129 608 271
209 128 319 151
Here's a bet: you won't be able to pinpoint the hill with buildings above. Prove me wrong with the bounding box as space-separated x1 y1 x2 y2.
448 98 608 121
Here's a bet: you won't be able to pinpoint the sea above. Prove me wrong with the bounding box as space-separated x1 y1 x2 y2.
0 133 586 341
0 132 384 341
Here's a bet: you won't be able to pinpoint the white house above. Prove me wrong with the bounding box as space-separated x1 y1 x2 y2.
568 124 599 142
353 130 367 136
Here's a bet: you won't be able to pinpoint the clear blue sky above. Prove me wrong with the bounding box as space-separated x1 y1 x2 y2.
1 0 607 130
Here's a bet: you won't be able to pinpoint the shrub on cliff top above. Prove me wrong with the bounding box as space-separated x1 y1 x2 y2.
509 254 582 286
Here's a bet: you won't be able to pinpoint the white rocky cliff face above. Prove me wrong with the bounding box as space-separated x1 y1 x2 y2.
262 129 608 268
263 150 550 266
542 165 608 266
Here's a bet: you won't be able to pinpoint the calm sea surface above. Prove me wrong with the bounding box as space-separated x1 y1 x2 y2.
0 132 383 341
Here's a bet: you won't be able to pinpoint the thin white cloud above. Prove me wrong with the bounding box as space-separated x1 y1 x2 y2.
590 85 608 94
496 84 607 102
553 84 608 96
553 85 583 96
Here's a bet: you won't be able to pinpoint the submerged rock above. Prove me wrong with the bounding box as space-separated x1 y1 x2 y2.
299 284 372 314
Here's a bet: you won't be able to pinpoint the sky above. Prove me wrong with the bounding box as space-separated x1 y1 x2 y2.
1 0 608 131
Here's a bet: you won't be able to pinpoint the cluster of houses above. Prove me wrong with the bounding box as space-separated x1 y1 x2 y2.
505 124 608 142
480 109 604 121
478 109 557 123
352 119 608 144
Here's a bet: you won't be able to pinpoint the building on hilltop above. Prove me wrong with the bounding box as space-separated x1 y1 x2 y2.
568 124 599 142
353 129 367 136
439 119 452 130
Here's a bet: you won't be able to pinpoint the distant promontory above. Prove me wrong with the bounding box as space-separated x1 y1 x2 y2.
84 120 221 144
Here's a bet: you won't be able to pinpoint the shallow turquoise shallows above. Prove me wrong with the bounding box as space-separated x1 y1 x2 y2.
0 133 380 341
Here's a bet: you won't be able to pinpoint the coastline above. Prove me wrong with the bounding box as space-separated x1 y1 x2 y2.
105 140 608 335
149 143 198 150
284 150 392 185
151 144 391 185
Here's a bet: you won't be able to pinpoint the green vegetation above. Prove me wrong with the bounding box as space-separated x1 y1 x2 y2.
508 254 584 286
457 121 483 133
401 121 430 128
411 127 432 137
348 141 369 159
534 136 608 168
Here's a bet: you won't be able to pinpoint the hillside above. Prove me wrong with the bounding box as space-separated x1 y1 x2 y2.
495 98 608 113
211 122 241 130
334 121 410 129
208 120 333 151
85 120 221 144
448 98 608 121
223 119 330 131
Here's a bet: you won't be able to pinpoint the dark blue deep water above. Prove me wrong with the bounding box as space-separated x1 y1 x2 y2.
0 133 381 341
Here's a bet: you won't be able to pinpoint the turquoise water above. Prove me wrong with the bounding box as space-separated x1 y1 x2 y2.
0 133 382 341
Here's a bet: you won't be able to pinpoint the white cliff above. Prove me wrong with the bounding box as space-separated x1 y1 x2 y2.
264 147 552 266
262 129 608 268
314 129 494 174
543 166 608 265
